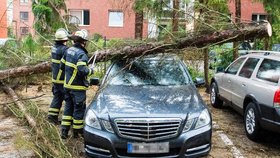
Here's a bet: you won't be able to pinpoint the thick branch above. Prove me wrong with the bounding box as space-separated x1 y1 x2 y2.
0 22 272 80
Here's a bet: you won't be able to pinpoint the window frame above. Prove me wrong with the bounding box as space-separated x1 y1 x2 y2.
108 11 124 27
20 11 29 21
69 9 90 26
20 27 29 35
20 0 28 5
238 57 260 79
256 58 280 84
225 57 246 75
252 14 267 22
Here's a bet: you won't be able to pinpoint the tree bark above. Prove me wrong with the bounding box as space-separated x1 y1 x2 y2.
203 48 209 93
233 0 241 60
0 22 272 80
172 0 180 33
0 62 51 80
135 11 144 39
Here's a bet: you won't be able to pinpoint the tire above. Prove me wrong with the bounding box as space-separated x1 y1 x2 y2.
244 102 261 141
210 82 223 108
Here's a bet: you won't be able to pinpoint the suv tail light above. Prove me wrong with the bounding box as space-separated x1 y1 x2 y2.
273 89 280 107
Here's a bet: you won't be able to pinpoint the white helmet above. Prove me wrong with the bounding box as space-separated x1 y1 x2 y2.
71 29 89 41
55 28 69 41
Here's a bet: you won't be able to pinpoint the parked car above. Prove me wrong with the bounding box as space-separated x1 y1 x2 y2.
84 54 212 158
272 44 280 51
210 50 280 141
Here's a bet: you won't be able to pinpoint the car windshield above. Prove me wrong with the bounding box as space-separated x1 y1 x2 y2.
107 58 190 86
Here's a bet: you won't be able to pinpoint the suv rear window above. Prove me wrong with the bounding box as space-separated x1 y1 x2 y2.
257 59 280 83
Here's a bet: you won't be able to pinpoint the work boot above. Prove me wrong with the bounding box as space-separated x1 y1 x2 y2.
61 129 69 139
47 115 59 125
73 129 84 138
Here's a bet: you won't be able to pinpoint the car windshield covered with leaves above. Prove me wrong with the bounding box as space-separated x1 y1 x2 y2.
108 58 190 86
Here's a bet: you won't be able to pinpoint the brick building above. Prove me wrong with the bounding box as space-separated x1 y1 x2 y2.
228 0 267 22
0 0 8 38
10 0 267 39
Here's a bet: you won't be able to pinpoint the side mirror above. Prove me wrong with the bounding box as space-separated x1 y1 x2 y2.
216 67 225 73
194 77 205 87
89 78 100 86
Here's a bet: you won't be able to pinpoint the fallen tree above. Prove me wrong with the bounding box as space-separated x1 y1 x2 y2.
0 21 272 80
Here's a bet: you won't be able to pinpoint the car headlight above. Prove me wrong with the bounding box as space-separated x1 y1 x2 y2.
85 109 101 130
195 109 211 129
102 120 114 133
183 118 194 132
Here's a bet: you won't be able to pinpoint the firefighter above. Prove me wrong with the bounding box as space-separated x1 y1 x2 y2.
47 28 69 125
60 30 94 139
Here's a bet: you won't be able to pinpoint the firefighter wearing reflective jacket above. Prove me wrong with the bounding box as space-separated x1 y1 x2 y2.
60 30 94 139
47 28 69 125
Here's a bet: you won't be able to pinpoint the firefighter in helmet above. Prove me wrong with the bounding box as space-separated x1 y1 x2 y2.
60 29 94 139
47 28 69 124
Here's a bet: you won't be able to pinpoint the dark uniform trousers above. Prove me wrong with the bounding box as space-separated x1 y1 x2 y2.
61 89 86 132
48 83 64 118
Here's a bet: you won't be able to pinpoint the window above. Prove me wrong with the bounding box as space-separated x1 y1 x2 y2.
239 58 259 78
20 27 29 35
20 0 28 3
69 10 90 25
20 12 28 21
252 14 267 22
257 59 280 83
226 58 246 75
108 11 124 27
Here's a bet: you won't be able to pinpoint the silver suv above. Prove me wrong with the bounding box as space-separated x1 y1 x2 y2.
210 51 280 141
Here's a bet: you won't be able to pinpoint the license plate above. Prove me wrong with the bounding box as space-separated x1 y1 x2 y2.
127 142 169 154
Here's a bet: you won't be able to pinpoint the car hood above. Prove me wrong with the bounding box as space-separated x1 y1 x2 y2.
92 85 205 119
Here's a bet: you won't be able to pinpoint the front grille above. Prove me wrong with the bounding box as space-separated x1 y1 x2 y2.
115 118 182 141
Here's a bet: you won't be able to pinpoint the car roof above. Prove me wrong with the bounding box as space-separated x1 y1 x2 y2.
241 50 280 60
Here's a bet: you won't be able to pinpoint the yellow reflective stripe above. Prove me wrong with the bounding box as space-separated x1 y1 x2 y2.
61 121 72 126
49 108 60 112
68 69 77 85
88 68 92 76
52 79 64 84
73 124 84 129
56 69 63 81
61 58 66 64
65 62 77 68
73 119 84 124
62 115 72 120
64 84 88 90
52 59 61 64
77 61 87 66
48 112 58 116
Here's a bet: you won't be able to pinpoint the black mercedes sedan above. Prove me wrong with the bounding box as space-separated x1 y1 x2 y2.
84 54 212 158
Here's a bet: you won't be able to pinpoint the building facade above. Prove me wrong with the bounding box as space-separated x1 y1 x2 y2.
0 0 8 38
10 0 267 39
12 0 34 39
228 0 267 22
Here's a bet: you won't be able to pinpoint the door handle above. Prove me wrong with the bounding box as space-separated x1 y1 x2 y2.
227 80 231 83
242 84 246 87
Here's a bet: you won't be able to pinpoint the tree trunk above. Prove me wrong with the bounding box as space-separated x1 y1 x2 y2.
203 48 210 93
135 11 144 39
0 22 272 80
0 62 51 80
172 0 180 33
233 0 241 60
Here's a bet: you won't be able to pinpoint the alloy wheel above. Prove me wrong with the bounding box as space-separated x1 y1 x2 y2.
245 108 256 134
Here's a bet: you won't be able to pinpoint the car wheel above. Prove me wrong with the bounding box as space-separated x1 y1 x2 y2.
244 102 261 141
210 82 223 108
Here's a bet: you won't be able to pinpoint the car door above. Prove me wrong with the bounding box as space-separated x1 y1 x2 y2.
231 58 260 109
219 57 246 102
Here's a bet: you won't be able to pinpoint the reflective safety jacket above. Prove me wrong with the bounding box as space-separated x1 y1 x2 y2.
60 43 93 91
51 43 68 84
